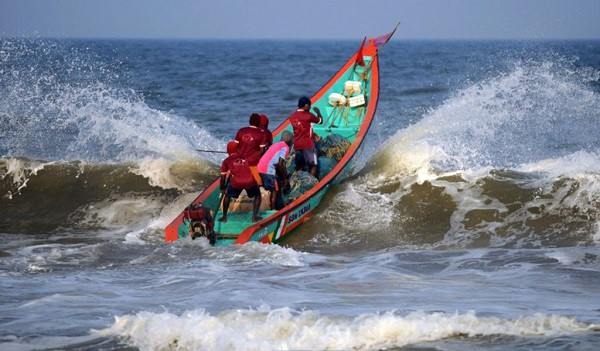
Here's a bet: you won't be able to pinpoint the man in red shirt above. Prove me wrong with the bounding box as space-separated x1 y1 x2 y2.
219 142 263 223
289 96 323 177
259 114 273 151
234 113 267 166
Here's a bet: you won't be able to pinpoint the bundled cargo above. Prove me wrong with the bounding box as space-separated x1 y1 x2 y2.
282 171 318 205
317 156 337 180
285 148 296 175
318 134 351 161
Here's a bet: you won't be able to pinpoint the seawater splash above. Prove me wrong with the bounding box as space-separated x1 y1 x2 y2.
376 58 600 175
97 307 594 351
0 38 223 163
307 59 600 250
0 39 224 233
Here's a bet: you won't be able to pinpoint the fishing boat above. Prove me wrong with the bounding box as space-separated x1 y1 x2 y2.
165 28 396 246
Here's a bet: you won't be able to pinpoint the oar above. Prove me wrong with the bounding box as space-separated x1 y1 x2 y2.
196 149 228 154
217 233 240 240
212 175 231 222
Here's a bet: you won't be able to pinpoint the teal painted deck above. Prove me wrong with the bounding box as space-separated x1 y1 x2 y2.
214 210 277 234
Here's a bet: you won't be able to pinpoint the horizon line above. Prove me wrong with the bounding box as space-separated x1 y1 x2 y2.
2 34 600 42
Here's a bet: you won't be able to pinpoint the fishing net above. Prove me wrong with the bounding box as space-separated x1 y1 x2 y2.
317 156 337 180
282 171 318 204
285 147 296 175
318 134 350 161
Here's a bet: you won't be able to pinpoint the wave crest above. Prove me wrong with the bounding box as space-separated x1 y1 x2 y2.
97 307 593 351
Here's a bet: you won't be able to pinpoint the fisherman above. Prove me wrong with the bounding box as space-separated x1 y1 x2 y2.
183 203 216 245
259 114 273 151
235 113 267 166
289 96 323 177
235 113 267 185
257 130 293 210
219 141 262 223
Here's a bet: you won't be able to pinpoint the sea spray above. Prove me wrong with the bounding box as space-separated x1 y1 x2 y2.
0 38 223 163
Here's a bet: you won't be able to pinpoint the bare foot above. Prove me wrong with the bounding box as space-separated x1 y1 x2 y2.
218 216 227 223
252 216 263 222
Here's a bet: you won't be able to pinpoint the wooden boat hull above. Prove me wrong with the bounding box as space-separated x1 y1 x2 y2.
165 38 381 245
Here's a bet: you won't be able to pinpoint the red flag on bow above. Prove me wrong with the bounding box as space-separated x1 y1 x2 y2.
372 32 393 47
372 23 399 48
355 37 366 67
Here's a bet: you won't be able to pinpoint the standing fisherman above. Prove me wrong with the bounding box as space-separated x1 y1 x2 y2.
289 96 323 177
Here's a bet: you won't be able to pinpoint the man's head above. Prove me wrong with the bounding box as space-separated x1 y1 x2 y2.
226 141 238 155
249 113 261 127
281 130 293 147
298 96 311 111
259 114 269 128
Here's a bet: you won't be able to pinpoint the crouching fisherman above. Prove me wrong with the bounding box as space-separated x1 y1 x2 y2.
219 141 263 223
183 203 216 245
258 130 293 210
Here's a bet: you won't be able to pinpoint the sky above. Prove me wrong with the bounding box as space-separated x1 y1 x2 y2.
1 0 599 40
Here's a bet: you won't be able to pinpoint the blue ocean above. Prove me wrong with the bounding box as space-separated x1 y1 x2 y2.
1 38 600 350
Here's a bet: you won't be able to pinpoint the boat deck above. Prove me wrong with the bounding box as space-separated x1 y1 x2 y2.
214 210 277 234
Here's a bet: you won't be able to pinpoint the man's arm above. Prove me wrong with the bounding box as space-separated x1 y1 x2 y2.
312 106 323 124
220 173 228 191
259 131 267 153
220 161 229 191
311 106 323 124
275 158 289 188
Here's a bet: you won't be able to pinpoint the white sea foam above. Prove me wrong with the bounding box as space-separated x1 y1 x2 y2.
315 182 395 236
97 307 592 351
518 150 600 178
73 196 164 231
130 156 218 191
12 243 101 273
0 158 55 196
206 242 308 267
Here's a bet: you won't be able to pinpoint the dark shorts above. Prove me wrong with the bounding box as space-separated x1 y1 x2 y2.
226 184 261 198
295 147 318 169
260 173 278 191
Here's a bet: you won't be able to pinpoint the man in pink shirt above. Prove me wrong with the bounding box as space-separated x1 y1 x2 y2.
289 96 323 177
257 130 293 210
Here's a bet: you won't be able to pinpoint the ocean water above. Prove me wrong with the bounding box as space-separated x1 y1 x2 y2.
1 38 600 350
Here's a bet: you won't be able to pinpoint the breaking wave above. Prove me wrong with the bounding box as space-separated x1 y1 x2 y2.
0 157 217 233
0 39 225 234
97 306 596 351
301 59 600 251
